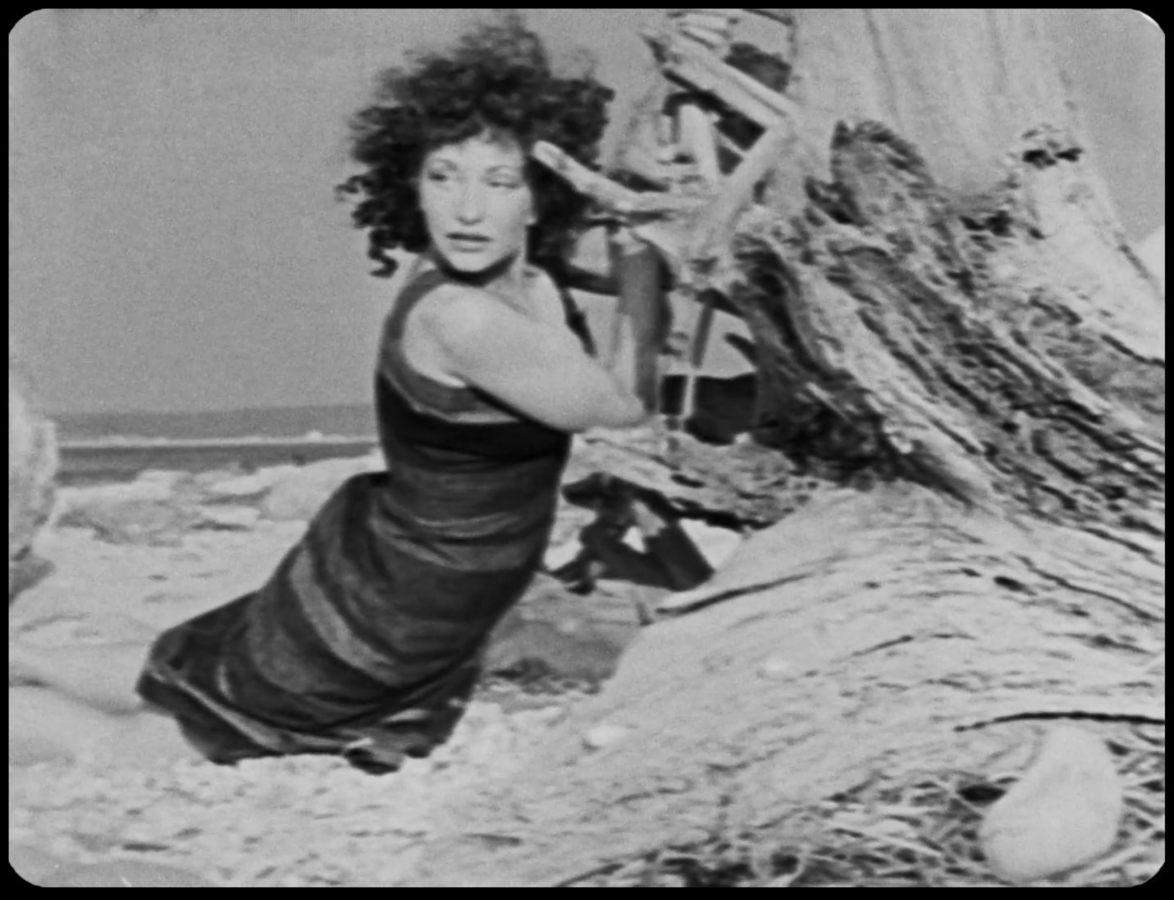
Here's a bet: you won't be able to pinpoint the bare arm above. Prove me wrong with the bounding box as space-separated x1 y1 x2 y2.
558 221 678 413
422 285 650 433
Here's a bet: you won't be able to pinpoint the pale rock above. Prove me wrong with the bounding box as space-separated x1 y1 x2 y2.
979 724 1124 883
583 723 631 750
260 455 385 522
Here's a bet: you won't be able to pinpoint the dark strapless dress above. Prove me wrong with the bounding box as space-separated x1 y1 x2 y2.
136 267 592 773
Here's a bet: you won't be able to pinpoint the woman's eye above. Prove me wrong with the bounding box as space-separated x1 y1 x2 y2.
425 173 518 189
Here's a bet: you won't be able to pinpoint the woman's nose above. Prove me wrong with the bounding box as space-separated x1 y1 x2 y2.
455 185 486 221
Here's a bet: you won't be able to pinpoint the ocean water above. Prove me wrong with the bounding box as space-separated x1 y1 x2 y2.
59 440 380 487
54 403 376 444
50 379 757 487
54 404 379 487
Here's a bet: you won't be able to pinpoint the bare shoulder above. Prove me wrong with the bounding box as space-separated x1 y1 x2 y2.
405 269 642 431
415 280 499 339
420 270 560 336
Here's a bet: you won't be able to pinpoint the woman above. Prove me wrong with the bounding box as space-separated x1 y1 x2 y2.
9 16 671 774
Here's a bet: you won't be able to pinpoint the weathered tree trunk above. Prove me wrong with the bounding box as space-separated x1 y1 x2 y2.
757 10 1082 199
407 10 1164 886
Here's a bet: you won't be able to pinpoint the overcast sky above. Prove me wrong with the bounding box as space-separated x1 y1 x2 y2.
9 10 1165 415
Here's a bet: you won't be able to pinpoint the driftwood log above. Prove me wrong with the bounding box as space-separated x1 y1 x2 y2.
413 9 1164 886
8 338 59 602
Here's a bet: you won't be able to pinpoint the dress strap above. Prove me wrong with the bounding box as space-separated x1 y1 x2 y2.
553 279 597 357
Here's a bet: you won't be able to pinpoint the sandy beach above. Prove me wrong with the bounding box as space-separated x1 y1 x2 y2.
9 441 742 886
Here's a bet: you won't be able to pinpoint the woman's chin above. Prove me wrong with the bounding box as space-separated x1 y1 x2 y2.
433 247 519 280
444 256 496 273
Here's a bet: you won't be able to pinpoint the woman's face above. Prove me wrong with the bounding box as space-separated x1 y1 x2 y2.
417 131 537 273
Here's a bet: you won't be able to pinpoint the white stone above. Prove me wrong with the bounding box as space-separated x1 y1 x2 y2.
582 723 631 751
979 724 1124 883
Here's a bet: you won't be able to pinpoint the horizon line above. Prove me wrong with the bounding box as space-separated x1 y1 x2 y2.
50 400 374 418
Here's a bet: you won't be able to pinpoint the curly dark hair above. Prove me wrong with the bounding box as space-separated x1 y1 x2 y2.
335 12 615 282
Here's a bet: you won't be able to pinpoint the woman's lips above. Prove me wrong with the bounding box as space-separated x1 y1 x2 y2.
449 235 491 251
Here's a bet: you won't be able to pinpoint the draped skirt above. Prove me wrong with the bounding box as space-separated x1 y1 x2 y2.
136 471 547 774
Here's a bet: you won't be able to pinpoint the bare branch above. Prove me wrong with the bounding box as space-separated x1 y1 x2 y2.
530 141 709 222
642 29 801 129
529 142 641 212
687 120 794 260
742 8 795 27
